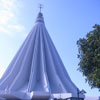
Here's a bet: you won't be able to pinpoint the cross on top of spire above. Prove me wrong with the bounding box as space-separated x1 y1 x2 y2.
39 4 43 12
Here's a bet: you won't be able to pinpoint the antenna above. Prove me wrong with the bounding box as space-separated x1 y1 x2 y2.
39 4 43 12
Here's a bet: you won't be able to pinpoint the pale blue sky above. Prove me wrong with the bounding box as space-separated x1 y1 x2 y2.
0 0 100 97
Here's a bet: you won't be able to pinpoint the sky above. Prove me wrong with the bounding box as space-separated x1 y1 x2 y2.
0 0 100 97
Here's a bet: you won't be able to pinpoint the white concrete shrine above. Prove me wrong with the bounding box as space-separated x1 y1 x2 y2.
0 12 84 100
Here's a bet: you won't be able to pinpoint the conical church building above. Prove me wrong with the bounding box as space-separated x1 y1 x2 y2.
0 12 85 100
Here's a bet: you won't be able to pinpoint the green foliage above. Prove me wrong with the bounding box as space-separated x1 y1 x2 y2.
77 24 100 90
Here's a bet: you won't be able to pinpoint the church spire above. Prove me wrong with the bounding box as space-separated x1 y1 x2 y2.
35 5 44 23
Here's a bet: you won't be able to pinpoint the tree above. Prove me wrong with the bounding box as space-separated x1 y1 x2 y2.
77 24 100 90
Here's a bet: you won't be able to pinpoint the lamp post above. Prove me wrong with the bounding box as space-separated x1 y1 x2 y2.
77 88 86 99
